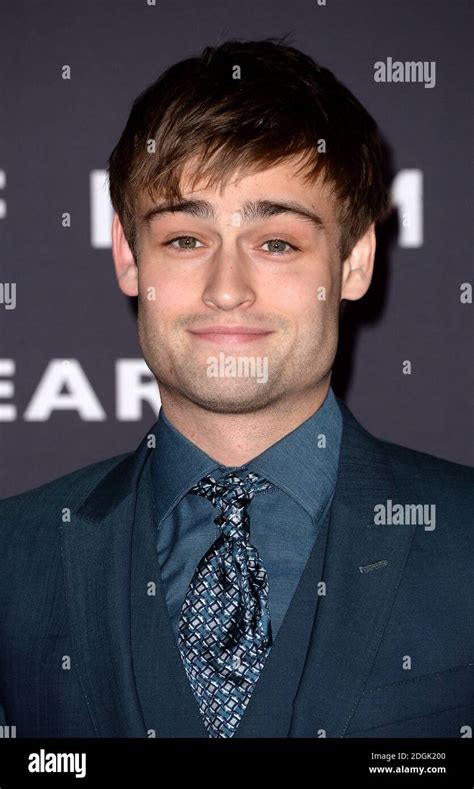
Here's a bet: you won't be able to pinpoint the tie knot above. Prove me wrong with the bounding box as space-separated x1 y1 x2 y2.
189 470 273 508
188 471 273 540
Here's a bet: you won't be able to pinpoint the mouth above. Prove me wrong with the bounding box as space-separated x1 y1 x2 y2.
188 326 274 345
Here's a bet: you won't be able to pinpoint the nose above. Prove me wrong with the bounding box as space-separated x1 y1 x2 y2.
201 245 256 311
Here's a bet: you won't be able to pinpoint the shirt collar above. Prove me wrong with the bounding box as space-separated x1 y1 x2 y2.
151 386 342 525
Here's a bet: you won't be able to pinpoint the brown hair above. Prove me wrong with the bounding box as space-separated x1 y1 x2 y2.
107 35 390 262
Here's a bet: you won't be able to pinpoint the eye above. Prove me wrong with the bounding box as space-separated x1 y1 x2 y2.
261 239 298 255
164 236 204 250
162 235 299 255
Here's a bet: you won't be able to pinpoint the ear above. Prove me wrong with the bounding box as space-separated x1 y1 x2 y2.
111 213 138 297
340 223 376 301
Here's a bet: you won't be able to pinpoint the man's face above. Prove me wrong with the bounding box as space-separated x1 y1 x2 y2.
132 156 345 414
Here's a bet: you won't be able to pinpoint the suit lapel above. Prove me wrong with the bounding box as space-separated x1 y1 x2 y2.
234 507 331 736
130 455 210 737
288 398 420 736
59 434 153 737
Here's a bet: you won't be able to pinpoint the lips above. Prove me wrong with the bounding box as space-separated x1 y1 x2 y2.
188 326 274 344
190 326 271 335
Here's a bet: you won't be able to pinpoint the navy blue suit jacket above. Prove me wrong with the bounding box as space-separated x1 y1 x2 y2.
0 397 473 738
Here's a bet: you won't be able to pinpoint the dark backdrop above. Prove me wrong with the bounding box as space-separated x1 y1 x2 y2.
0 0 472 497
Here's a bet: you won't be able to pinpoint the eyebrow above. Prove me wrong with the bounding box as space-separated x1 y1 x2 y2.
140 198 326 233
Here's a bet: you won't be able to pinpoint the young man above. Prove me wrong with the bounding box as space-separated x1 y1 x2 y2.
0 38 472 739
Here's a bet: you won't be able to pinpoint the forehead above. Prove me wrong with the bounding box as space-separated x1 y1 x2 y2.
137 153 337 222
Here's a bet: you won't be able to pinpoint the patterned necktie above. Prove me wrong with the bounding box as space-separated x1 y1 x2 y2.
177 470 274 738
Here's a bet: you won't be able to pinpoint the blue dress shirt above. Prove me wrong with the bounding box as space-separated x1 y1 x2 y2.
151 386 343 644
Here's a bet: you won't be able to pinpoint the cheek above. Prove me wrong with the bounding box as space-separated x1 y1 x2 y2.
281 265 340 345
139 264 190 315
268 271 331 314
297 259 340 310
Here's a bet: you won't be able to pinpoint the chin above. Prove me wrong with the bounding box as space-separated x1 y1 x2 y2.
183 386 278 415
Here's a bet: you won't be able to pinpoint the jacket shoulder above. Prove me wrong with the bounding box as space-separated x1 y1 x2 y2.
338 398 473 513
338 396 474 492
375 436 474 540
378 435 474 490
0 452 131 537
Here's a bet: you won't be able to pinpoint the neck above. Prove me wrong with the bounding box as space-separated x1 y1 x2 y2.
158 378 332 466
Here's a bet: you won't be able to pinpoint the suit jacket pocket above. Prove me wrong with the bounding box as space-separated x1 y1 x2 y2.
346 662 474 736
